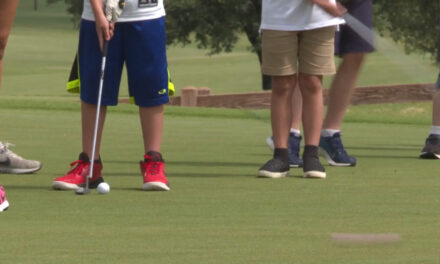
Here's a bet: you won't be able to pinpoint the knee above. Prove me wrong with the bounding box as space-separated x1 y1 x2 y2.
298 74 322 95
272 75 296 96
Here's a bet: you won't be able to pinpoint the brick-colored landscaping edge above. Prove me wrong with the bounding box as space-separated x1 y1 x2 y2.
119 83 436 109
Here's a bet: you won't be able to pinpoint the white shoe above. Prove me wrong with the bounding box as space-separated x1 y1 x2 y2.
0 142 42 174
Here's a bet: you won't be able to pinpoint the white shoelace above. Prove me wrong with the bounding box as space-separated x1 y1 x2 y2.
0 142 24 161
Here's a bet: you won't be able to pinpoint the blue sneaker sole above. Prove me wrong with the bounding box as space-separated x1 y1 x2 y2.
319 148 356 167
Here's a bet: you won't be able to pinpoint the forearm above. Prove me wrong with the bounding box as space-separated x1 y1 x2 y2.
89 0 106 21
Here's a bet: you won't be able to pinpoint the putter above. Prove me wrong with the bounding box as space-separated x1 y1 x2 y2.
76 41 109 195
343 13 375 48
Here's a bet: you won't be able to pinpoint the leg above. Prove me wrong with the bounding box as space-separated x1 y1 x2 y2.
81 101 107 160
287 85 304 167
298 74 324 147
140 105 164 153
0 0 18 91
319 54 365 166
290 84 303 130
323 53 365 129
298 73 326 179
271 75 296 149
420 90 440 159
432 91 440 126
139 104 169 191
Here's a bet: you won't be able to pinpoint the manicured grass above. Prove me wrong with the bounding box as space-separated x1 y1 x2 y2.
0 105 439 264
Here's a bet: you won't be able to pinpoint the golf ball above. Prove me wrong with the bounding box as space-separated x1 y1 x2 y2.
97 182 110 194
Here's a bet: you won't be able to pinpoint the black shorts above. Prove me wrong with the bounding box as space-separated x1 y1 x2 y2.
335 0 374 55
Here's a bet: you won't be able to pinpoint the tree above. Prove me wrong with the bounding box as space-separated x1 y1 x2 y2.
373 0 440 63
47 0 83 27
165 0 270 89
50 0 439 89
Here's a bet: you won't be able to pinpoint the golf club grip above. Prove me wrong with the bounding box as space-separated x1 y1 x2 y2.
102 41 109 57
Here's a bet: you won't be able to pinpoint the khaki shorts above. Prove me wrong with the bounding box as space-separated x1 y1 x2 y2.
262 26 336 76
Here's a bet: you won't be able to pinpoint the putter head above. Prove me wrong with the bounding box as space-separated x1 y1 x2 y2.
75 187 91 195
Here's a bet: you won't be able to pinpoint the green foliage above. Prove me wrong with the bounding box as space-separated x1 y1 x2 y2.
374 0 440 62
166 0 261 56
47 0 83 26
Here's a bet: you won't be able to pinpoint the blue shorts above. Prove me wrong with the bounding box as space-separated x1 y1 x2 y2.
78 17 169 107
335 0 374 55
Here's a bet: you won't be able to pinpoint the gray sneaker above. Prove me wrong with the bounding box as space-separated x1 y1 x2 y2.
0 142 42 174
419 134 440 159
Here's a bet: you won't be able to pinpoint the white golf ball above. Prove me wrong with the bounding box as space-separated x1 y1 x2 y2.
97 182 110 194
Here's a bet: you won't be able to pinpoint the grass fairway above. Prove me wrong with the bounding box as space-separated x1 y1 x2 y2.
0 102 439 264
0 2 439 264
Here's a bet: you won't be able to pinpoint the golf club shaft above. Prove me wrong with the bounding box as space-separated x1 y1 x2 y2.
85 41 109 193
342 13 375 48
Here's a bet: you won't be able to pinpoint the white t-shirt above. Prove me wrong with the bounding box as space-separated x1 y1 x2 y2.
82 0 165 22
261 0 344 31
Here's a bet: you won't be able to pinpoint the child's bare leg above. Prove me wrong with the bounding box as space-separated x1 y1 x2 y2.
140 105 164 153
298 73 324 146
432 91 440 126
323 53 365 129
271 75 296 149
81 101 107 160
290 84 303 131
0 0 19 91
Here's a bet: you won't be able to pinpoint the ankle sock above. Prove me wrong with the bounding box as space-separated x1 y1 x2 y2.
290 128 301 137
273 148 288 163
429 126 440 136
321 129 340 137
303 145 318 157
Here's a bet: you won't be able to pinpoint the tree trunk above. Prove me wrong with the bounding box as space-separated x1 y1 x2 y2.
242 0 272 90
34 0 38 11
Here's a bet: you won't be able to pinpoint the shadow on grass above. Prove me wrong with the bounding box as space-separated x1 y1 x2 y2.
4 184 51 190
354 154 418 159
347 145 420 151
169 172 255 178
105 160 262 167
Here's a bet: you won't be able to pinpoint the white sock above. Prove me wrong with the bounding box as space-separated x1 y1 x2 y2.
429 126 440 135
321 129 340 137
290 128 301 136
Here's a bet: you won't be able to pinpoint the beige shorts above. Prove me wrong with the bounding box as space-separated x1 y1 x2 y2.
262 26 337 76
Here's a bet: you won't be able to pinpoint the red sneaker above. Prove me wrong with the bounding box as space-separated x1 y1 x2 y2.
52 153 104 190
140 152 170 191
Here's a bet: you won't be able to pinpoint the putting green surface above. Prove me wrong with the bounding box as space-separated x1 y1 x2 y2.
0 104 439 264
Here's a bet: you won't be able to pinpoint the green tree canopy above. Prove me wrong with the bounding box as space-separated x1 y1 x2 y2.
374 0 439 63
50 0 440 88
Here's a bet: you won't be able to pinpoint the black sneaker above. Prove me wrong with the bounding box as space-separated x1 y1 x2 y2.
303 146 326 179
258 158 289 178
266 134 303 167
420 134 440 159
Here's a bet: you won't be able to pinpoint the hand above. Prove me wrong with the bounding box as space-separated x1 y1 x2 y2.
95 13 114 52
105 0 125 23
309 0 347 17
325 2 347 17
